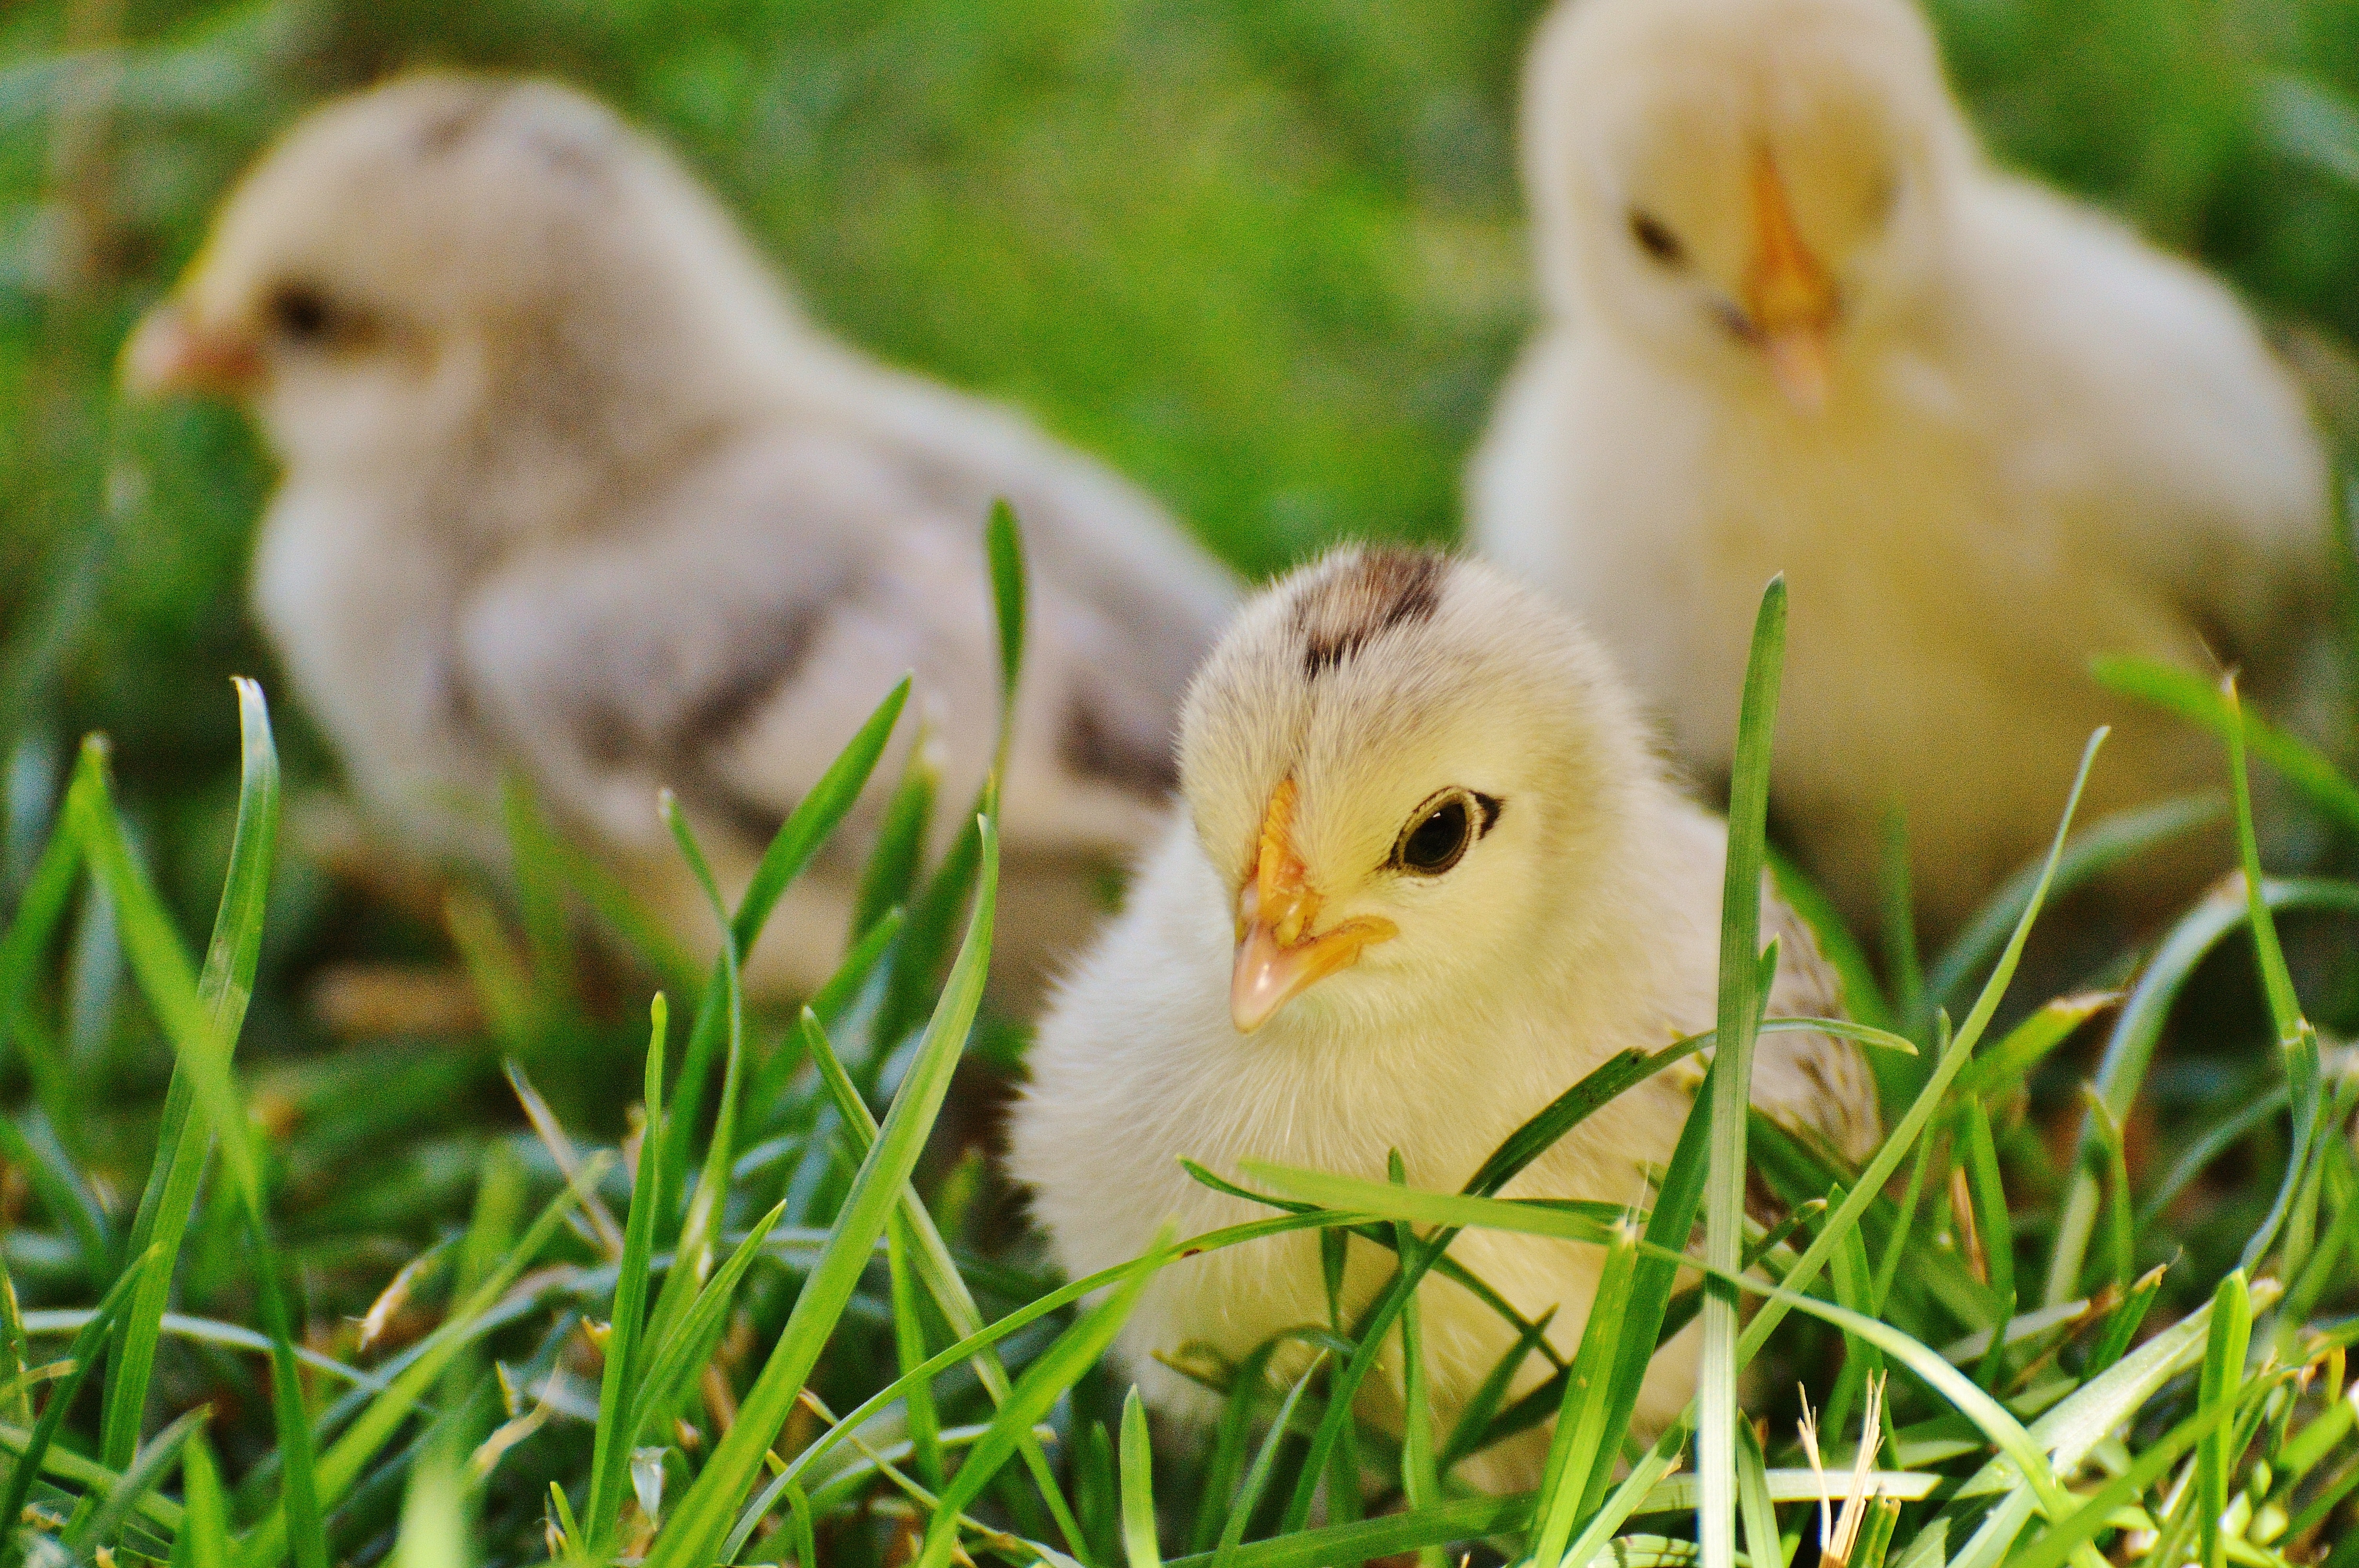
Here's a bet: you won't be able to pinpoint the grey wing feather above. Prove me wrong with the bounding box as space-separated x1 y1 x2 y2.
451 436 908 854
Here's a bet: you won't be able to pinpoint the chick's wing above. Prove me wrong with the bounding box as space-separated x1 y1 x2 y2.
451 432 998 854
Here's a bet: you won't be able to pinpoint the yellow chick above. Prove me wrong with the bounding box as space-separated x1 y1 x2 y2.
1008 546 1879 1490
1471 0 2329 938
122 74 1238 996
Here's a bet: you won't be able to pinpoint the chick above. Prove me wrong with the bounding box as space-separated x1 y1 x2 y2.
1470 0 2329 938
122 74 1237 995
1007 546 1879 1491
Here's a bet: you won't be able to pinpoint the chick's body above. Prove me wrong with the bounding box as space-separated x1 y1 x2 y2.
1472 0 2327 936
133 76 1236 993
1010 549 1877 1491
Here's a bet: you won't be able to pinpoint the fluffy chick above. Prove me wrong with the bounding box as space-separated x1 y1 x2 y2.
123 74 1238 995
1008 547 1879 1491
1471 0 2328 938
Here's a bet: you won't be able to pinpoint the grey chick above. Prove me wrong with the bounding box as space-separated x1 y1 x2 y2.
123 73 1239 996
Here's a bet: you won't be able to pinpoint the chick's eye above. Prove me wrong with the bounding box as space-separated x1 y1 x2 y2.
1395 791 1479 876
1628 210 1686 267
267 285 334 344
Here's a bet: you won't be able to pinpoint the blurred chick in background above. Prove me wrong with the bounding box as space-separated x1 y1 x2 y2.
122 73 1238 998
1010 547 1878 1489
1472 0 2330 942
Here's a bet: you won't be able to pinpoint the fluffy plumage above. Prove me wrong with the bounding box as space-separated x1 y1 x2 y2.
1008 547 1879 1490
1471 0 2329 937
123 74 1238 993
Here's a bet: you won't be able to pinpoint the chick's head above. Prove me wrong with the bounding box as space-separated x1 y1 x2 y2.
1525 0 1973 409
122 73 792 490
1179 548 1656 1037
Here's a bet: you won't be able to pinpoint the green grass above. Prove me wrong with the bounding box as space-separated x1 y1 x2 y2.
0 508 2350 1566
2 0 2359 1564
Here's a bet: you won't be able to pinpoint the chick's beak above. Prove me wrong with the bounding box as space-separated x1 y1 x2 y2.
1230 779 1398 1034
120 302 261 399
1744 150 1837 412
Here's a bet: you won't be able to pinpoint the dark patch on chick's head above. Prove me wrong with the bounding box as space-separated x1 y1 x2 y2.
1291 547 1447 679
410 81 611 187
412 85 505 157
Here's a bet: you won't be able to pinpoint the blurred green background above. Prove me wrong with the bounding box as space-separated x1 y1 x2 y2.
9 0 2359 884
1 0 2358 1292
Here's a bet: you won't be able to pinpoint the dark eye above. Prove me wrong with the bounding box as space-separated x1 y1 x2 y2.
1393 789 1500 877
1628 210 1686 267
267 284 334 343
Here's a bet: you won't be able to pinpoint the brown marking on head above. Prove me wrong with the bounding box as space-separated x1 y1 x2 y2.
1291 548 1447 680
412 84 505 157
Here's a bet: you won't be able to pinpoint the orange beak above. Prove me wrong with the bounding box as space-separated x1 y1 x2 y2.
1745 149 1837 411
120 302 262 399
1230 778 1398 1034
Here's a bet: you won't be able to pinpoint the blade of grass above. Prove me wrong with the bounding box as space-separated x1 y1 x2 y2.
912 1222 1174 1568
2092 655 2359 832
2197 1271 2253 1568
629 1196 787 1449
1388 1154 1442 1568
662 675 912 1229
103 677 277 1473
1959 1095 2014 1312
0 1246 151 1566
64 725 328 1568
0 1112 109 1281
585 996 668 1550
64 1403 203 1561
1581 1028 1722 1515
645 814 999 1568
648 798 748 1381
2042 877 2359 1304
1727 726 2108 1364
182 1430 231 1568
1529 1214 1641 1565
985 501 1026 769
2003 1387 2242 1568
723 1209 1377 1561
796 1007 1088 1553
1275 1025 1719 1532
0 811 78 1076
236 1157 605 1568
1244 1167 2118 1550
1210 1350 1325 1568
0 1263 24 1430
887 1216 945 1490
391 1444 465 1568
1926 791 2225 1016
1191 1342 1282 1555
1438 1306 1556 1471
873 809 984 1060
1120 1387 1160 1568
1553 1422 1689 1568
853 728 938 943
2220 676 2326 1281
1949 990 2117 1106
1735 1416 1784 1568
1701 577 1787 1568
